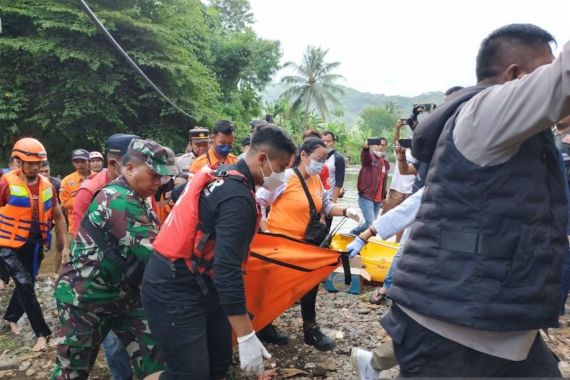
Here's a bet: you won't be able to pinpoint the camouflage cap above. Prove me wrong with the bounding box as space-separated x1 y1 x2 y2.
163 146 178 175
127 139 174 176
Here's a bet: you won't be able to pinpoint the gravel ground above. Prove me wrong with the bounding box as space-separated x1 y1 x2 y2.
0 276 569 379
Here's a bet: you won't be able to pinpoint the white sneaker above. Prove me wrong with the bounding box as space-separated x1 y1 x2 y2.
351 347 380 380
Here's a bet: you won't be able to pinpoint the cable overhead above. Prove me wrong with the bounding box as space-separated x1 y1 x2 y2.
78 0 194 120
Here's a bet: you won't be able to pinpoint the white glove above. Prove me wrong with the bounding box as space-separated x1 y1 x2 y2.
346 208 361 224
237 331 272 374
347 236 366 258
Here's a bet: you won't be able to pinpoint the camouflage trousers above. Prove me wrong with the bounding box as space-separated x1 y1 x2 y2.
51 297 164 380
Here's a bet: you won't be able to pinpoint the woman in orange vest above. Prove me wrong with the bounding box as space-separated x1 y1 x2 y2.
256 137 361 351
0 138 69 351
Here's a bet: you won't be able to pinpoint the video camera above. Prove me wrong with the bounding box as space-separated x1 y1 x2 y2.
414 103 437 114
404 103 437 131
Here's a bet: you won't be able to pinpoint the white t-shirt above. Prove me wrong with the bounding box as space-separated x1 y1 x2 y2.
388 149 416 194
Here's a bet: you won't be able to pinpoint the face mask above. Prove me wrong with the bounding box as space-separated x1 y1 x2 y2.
373 151 384 158
260 156 285 190
326 147 334 153
306 159 324 176
215 144 232 157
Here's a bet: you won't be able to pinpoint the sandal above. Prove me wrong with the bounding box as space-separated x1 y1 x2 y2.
369 290 387 305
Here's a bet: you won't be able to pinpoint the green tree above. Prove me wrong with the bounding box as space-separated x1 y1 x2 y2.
0 0 221 171
0 0 280 173
210 0 254 33
208 0 281 144
280 46 345 119
358 104 399 139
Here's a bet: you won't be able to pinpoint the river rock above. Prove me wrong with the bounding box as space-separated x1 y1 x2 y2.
0 358 19 370
18 360 31 372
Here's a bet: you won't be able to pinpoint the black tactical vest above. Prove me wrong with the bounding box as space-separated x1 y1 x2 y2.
390 87 567 331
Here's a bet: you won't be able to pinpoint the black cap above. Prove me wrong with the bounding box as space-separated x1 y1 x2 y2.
189 127 210 142
106 133 140 157
242 135 251 146
71 149 90 161
249 120 263 129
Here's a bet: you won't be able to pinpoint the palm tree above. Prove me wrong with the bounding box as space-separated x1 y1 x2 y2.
279 46 345 119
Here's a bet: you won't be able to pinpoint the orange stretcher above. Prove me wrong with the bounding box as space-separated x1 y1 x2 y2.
244 232 347 332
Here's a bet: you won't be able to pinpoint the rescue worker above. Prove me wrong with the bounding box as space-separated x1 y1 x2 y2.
0 138 69 351
88 151 104 173
52 139 172 380
39 160 64 276
39 160 61 194
0 157 21 289
152 146 178 223
1 156 21 174
70 133 139 380
256 137 360 351
141 124 297 378
60 148 92 247
175 126 210 174
190 120 237 173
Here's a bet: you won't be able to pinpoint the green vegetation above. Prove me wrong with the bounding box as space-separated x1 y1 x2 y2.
265 83 444 127
279 46 345 119
0 0 279 173
0 0 443 171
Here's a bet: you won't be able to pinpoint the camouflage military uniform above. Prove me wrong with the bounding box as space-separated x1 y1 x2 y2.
52 176 164 379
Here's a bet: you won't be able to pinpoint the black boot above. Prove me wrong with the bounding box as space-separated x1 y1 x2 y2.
303 325 336 351
257 323 289 345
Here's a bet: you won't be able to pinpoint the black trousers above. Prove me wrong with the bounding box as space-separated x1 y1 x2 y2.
0 243 51 337
381 304 561 377
141 253 232 380
300 285 319 324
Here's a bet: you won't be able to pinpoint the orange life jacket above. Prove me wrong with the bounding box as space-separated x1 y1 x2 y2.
0 170 54 248
153 168 260 277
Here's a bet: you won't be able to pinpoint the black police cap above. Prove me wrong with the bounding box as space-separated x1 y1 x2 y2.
106 134 141 157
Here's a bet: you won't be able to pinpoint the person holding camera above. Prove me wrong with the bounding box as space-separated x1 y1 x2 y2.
350 137 390 235
380 120 417 242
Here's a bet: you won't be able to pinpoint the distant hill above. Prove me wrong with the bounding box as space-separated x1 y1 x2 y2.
262 83 444 128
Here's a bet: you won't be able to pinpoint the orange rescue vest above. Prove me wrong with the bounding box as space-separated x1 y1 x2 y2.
153 168 260 277
0 171 54 248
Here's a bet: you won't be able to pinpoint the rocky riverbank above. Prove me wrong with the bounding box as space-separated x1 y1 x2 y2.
1 276 569 379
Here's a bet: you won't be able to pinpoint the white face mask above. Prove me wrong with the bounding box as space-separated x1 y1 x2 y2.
373 151 384 158
306 159 325 176
260 156 285 190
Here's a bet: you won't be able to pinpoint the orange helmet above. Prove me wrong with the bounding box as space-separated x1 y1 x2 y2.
11 138 48 162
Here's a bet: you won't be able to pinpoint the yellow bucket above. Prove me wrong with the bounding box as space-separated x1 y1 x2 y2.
331 233 399 282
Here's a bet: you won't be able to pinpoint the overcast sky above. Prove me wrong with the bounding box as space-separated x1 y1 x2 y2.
249 0 569 96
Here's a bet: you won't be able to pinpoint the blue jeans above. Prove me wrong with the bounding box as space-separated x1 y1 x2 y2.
351 196 381 235
383 227 410 289
102 330 133 380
